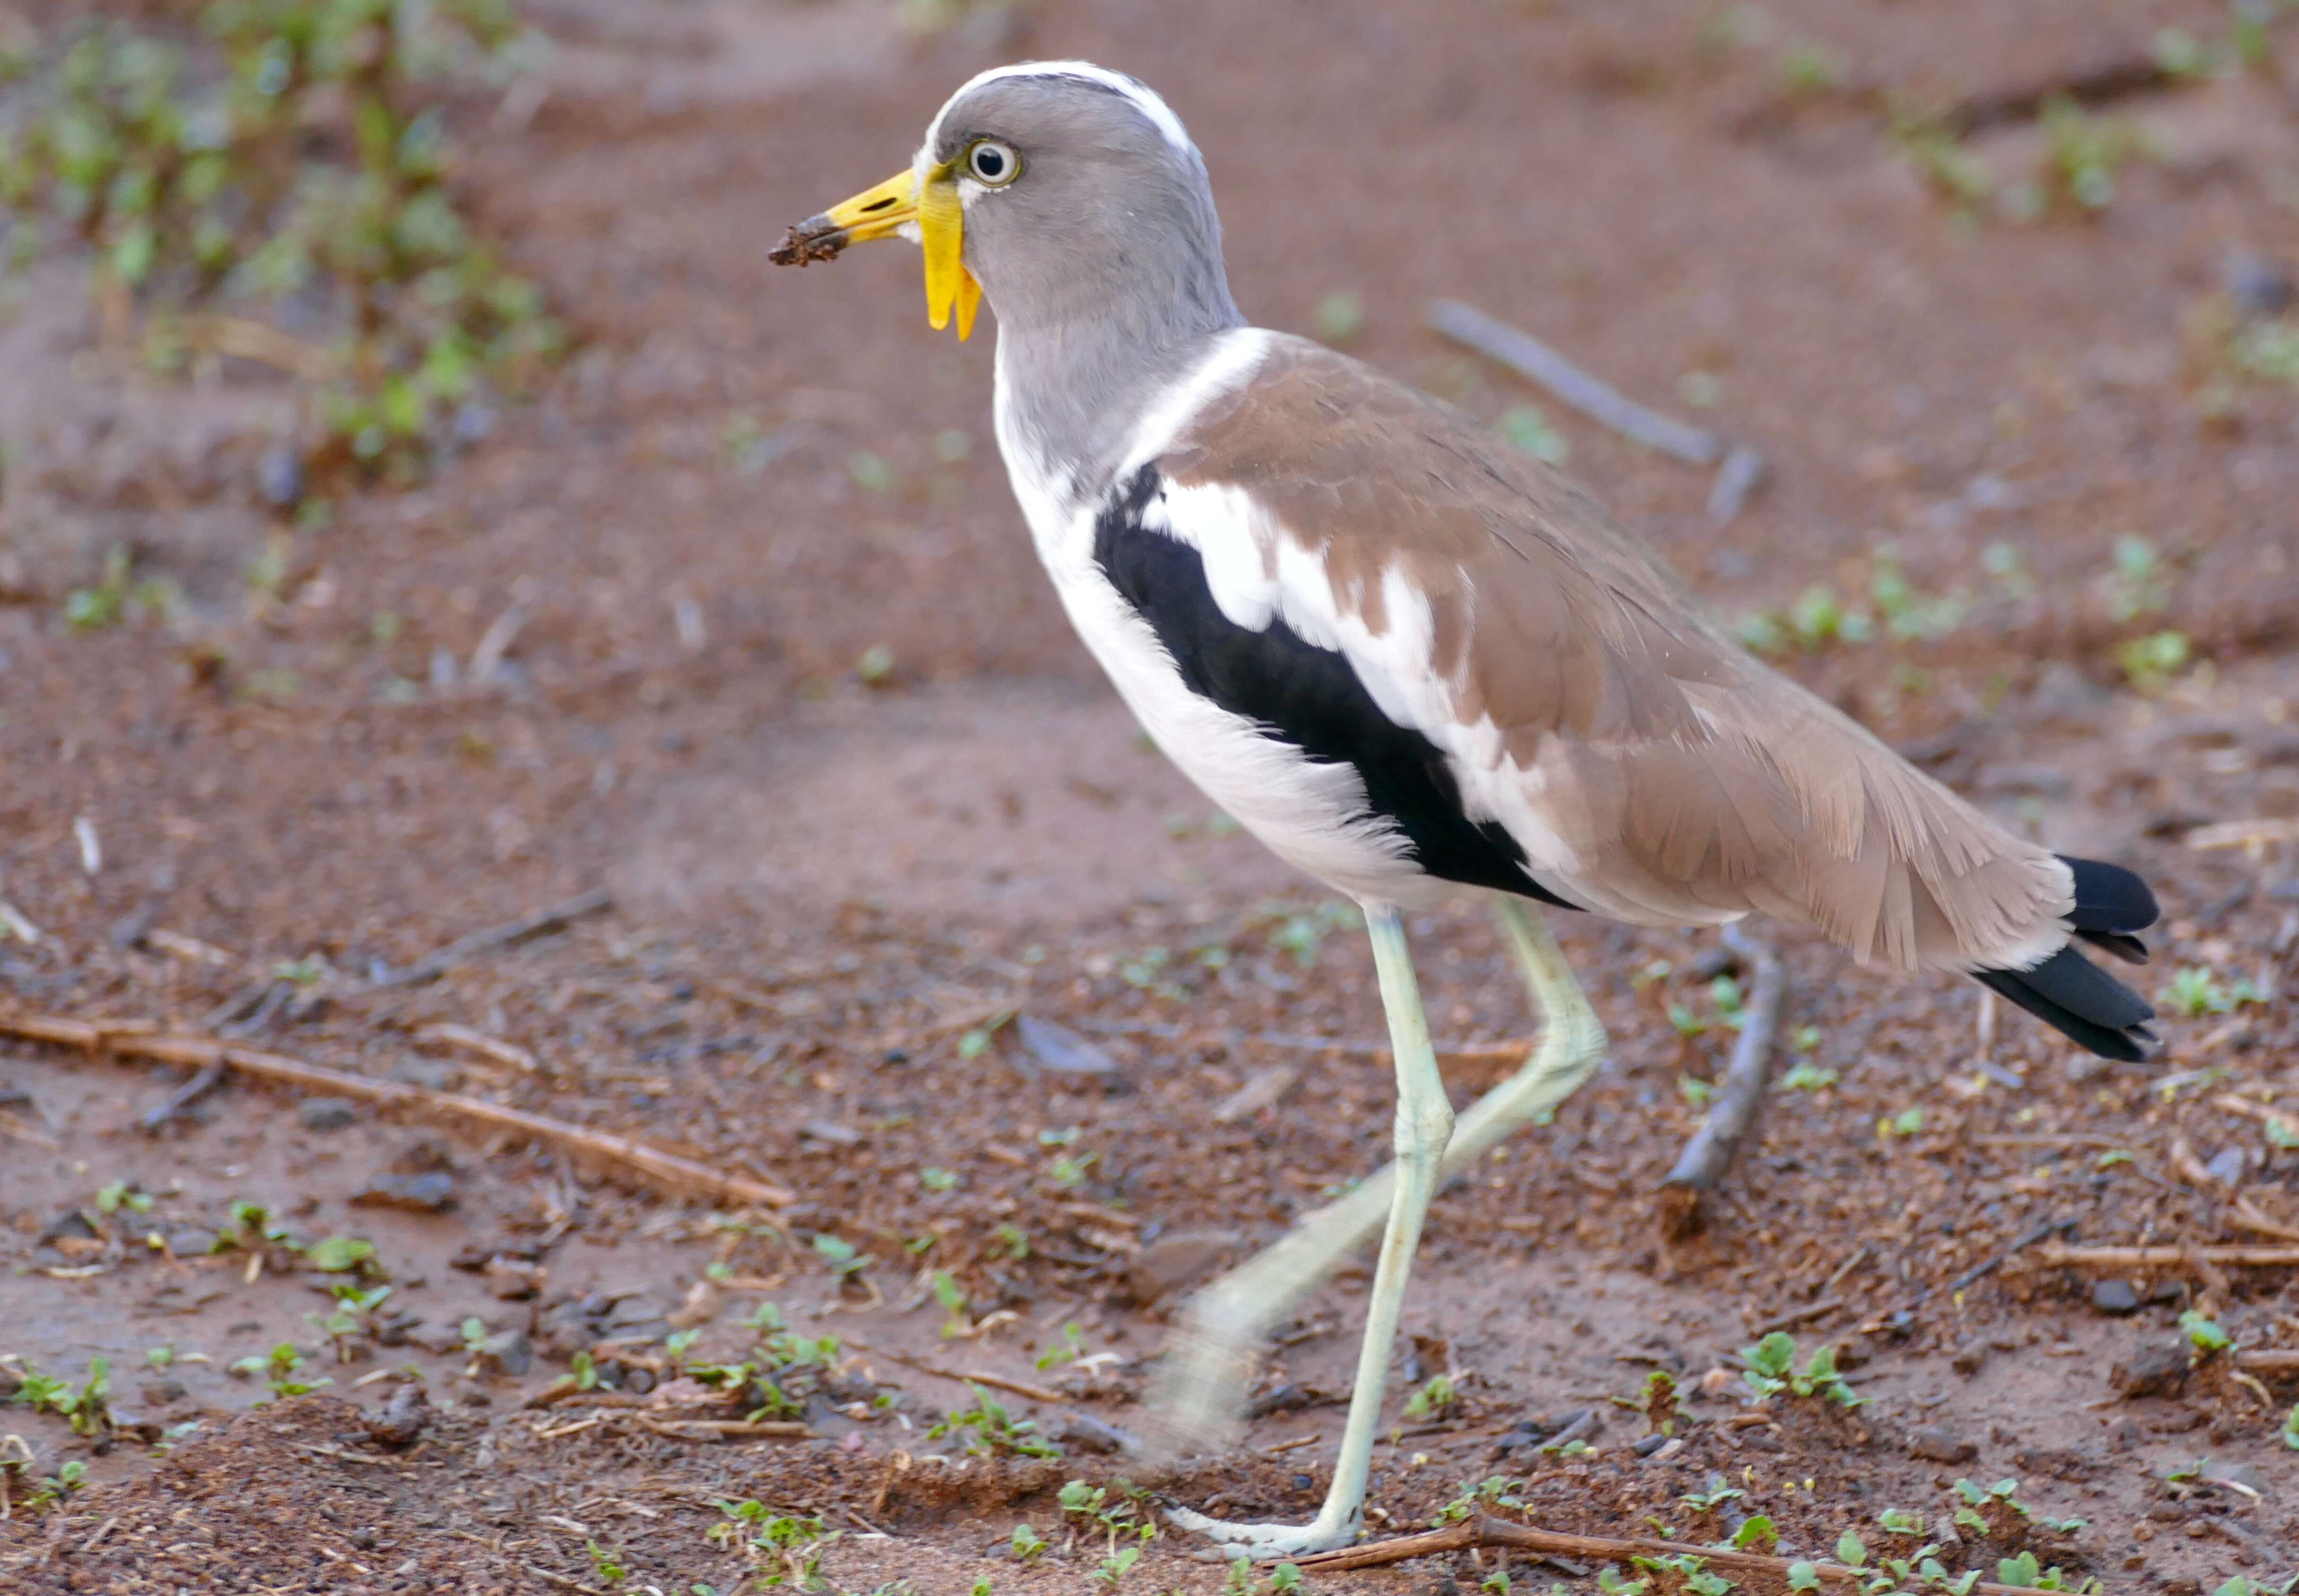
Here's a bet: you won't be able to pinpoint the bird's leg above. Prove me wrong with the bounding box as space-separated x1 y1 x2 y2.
1166 903 1454 1557
1149 897 1605 1490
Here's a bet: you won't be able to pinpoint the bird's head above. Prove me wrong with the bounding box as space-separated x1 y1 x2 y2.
770 62 1232 344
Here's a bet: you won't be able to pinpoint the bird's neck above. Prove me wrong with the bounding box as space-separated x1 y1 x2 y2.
990 283 1245 516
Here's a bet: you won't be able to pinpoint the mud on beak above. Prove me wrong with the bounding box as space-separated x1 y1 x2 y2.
769 163 982 339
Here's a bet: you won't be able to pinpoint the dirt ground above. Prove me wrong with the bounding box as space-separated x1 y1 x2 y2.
5 1 2299 1591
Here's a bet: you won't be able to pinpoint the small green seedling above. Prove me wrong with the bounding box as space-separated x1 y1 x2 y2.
1631 1552 1734 1596
1059 1477 1158 1554
1730 1516 1777 1551
931 1270 971 1338
2283 1402 2299 1451
586 1540 627 1587
1010 1523 1048 1562
1402 1372 1456 1420
927 1385 1062 1459
812 1233 871 1278
95 1179 154 1214
1679 1483 1743 1514
710 1502 838 1587
232 1342 330 1401
2179 1310 2233 1354
309 1281 394 1357
1740 1333 1863 1406
1436 1475 1525 1527
304 1235 377 1274
1034 1321 1089 1371
22 1458 87 1511
11 1358 110 1434
1877 1507 1924 1536
1778 1062 1837 1092
2161 965 2265 1019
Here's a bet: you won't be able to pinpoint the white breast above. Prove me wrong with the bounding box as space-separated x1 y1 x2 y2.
992 331 1445 908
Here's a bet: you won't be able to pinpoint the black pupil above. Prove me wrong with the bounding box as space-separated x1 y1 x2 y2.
975 147 1005 178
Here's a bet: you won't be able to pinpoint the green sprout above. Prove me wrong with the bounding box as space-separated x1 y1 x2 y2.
925 1384 1061 1459
2161 965 2266 1018
1402 1372 1456 1420
1740 1333 1863 1407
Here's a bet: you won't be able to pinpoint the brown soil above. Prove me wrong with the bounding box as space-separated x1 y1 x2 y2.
5 2 2299 1592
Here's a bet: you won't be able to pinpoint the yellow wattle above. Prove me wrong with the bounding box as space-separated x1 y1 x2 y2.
955 267 982 341
919 173 969 339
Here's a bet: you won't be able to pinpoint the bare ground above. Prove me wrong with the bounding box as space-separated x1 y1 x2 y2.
4 2 2299 1592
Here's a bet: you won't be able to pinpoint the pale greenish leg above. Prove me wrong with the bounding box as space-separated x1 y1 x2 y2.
1155 896 1607 1556
1165 902 1454 1556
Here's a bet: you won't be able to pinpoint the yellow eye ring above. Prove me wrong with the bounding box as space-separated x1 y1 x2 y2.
965 139 1019 187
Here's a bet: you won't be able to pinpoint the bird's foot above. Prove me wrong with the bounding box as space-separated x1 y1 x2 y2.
1164 1503 1360 1561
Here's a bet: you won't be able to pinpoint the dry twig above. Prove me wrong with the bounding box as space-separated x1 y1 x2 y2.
1293 1514 2073 1591
2030 1240 2299 1271
845 1340 1069 1405
0 1008 791 1207
1428 300 1723 464
1659 925 1786 1237
370 888 613 989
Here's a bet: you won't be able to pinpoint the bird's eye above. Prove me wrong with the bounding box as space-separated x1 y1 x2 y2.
966 140 1019 187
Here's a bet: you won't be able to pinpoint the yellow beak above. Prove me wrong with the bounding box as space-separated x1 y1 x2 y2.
768 164 984 340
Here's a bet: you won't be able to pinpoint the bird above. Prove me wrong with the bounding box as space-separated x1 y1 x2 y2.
770 61 2161 1558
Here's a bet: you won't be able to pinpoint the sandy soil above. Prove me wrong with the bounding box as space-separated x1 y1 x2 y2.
4 2 2299 1592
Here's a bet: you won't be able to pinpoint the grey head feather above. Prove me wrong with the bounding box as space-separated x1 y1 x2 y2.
926 69 1244 506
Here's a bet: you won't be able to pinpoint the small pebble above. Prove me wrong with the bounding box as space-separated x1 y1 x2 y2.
297 1097 358 1133
2091 1279 2141 1316
256 444 304 508
1907 1425 1977 1464
2224 250 2296 320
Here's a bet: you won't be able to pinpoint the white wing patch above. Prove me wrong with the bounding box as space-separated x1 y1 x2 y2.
1143 476 1594 903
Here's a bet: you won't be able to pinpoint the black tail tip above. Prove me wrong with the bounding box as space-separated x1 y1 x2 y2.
1975 945 2157 1063
2058 855 2159 964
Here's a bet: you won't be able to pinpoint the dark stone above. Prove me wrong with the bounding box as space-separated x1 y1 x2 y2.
166 1228 219 1257
2091 1279 2142 1316
1244 1382 1315 1420
140 1377 187 1406
1050 1413 1135 1454
401 1321 466 1356
473 1329 533 1378
256 444 303 508
297 1097 358 1133
2224 251 2296 320
1907 1426 1977 1464
1950 1342 1987 1377
366 1382 431 1447
37 1209 98 1246
2113 1342 2192 1399
1632 1433 1670 1457
349 1172 458 1213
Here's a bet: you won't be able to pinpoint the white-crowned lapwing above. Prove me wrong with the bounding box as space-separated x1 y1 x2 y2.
772 61 2160 1558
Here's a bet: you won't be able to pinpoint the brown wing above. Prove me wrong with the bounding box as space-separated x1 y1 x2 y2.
1160 335 2070 971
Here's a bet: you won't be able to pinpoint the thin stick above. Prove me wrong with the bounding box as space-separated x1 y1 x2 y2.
139 1063 225 1134
0 1009 792 1207
1296 1515 2073 1591
2237 1350 2299 1375
2031 1241 2299 1270
1427 300 1725 465
1750 1295 1845 1337
1660 926 1786 1234
845 1340 1069 1405
370 888 613 989
635 1417 810 1440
